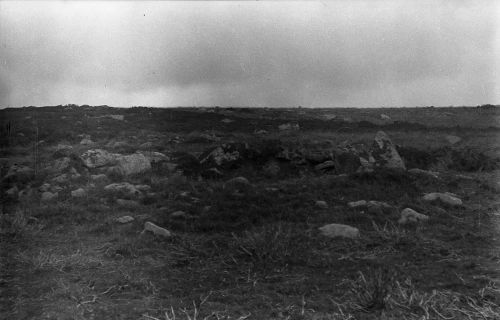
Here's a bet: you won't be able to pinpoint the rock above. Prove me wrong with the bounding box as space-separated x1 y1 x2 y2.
170 210 187 218
3 164 35 184
380 114 391 121
423 193 462 206
116 199 140 208
50 157 71 173
139 141 153 149
318 223 359 239
315 160 336 172
366 201 392 214
90 174 108 184
50 185 63 193
81 149 119 168
199 143 249 169
108 114 124 121
445 135 462 145
254 129 268 135
348 200 367 208
263 160 280 177
116 153 151 176
315 201 328 209
71 188 86 198
140 151 169 164
6 186 18 196
51 174 69 184
134 184 151 192
41 191 58 202
265 187 280 192
104 182 142 198
408 168 439 179
116 215 134 223
278 123 300 131
371 131 405 170
39 183 51 192
201 167 224 179
80 138 94 145
224 176 250 190
221 118 234 123
53 144 73 158
142 222 172 238
398 208 429 224
324 114 337 120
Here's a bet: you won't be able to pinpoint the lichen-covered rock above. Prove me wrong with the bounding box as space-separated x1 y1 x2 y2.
81 149 119 168
371 131 405 170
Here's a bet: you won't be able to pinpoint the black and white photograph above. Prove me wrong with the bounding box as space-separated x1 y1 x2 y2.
1 1 499 319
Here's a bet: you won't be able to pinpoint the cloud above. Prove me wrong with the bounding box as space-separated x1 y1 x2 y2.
0 1 498 107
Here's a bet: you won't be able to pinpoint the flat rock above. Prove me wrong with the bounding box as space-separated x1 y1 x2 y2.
423 192 462 206
116 215 135 223
398 208 429 224
143 222 172 238
318 223 359 239
348 200 367 208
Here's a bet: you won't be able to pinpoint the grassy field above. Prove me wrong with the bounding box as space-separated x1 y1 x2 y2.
1 105 500 319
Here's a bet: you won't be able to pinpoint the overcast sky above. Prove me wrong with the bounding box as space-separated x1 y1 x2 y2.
0 1 498 108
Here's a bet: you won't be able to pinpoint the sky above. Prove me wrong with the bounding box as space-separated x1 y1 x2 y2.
0 1 498 108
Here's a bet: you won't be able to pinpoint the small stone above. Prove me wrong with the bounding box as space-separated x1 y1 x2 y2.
116 215 135 223
71 188 86 198
91 174 108 183
315 201 328 209
221 118 234 123
398 208 429 225
318 223 359 239
143 222 172 238
423 193 462 206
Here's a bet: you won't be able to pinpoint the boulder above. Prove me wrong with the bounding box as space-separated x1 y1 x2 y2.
140 151 169 164
423 193 462 206
53 144 74 159
315 200 328 209
398 208 429 224
380 114 391 121
71 188 86 198
142 222 172 237
81 149 119 168
318 223 359 239
108 114 124 121
224 176 251 190
221 118 234 123
50 157 71 173
116 215 134 223
116 153 151 176
104 182 142 198
6 186 18 197
199 143 250 169
41 191 58 202
371 131 405 170
51 174 69 184
170 210 187 218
